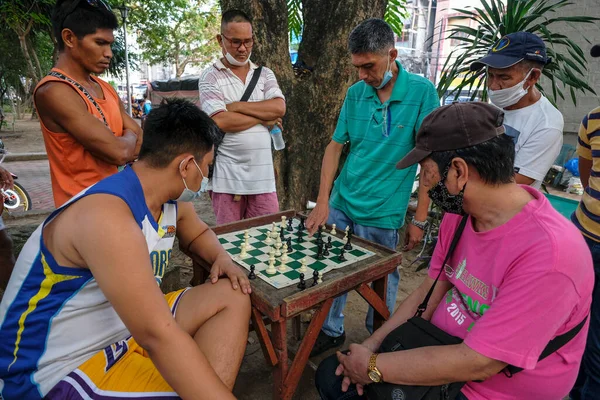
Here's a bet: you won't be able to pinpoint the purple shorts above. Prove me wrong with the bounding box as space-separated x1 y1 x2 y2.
209 191 280 225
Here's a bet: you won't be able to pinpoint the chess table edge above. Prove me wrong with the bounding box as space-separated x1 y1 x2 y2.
281 252 402 318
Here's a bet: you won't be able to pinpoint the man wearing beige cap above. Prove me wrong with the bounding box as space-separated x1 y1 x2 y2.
315 102 592 400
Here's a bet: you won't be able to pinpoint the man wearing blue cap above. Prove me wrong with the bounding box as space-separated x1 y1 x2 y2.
571 43 600 400
471 32 564 189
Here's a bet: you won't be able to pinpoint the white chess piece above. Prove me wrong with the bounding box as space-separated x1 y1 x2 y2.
266 257 277 274
344 225 350 241
239 243 247 258
330 224 337 235
265 232 272 244
281 244 288 262
299 258 308 273
317 274 322 284
281 216 287 227
277 258 286 272
244 229 249 239
275 241 282 257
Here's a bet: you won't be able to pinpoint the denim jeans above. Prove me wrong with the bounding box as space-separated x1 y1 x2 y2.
321 207 400 337
315 353 469 400
571 236 600 400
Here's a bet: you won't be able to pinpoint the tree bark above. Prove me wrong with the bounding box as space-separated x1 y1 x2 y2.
219 0 386 210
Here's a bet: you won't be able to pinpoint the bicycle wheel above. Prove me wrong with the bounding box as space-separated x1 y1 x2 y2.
12 182 32 212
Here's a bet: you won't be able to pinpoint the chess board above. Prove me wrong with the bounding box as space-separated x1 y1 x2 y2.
218 218 375 289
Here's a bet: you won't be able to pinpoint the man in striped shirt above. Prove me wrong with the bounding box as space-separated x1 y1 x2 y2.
570 43 600 400
199 9 286 225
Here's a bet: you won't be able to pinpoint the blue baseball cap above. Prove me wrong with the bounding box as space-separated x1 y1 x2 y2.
470 32 550 71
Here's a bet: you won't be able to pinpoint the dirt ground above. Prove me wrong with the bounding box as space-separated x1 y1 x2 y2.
1 118 429 399
0 118 47 154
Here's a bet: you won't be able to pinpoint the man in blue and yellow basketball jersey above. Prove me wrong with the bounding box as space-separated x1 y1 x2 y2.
0 99 251 399
571 43 600 400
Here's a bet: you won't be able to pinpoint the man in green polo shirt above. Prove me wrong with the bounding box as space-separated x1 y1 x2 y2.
306 18 439 356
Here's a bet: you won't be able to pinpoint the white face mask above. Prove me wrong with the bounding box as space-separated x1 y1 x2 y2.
176 159 208 202
225 51 251 67
488 68 535 109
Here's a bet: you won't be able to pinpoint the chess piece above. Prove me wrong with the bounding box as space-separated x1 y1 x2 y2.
298 217 305 232
265 232 272 244
281 215 287 227
281 244 289 262
316 244 324 260
266 257 277 274
344 235 353 251
240 243 247 258
286 237 293 251
244 229 249 239
297 273 306 290
316 228 323 246
280 226 285 241
338 248 346 262
299 258 308 273
248 265 257 280
296 230 304 243
326 236 333 249
312 270 319 286
330 223 337 235
287 217 294 232
323 245 330 257
277 260 287 273
275 240 282 257
317 274 323 284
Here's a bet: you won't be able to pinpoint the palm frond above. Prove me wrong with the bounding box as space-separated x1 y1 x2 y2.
385 0 408 37
287 0 302 43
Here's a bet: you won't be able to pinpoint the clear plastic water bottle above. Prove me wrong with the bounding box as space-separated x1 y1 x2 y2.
270 126 285 150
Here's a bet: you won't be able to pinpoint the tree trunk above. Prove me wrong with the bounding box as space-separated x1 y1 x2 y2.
219 0 386 210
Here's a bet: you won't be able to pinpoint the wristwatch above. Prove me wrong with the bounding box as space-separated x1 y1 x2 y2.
368 353 383 383
410 216 429 230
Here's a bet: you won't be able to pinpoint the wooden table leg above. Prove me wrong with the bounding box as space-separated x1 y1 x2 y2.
251 307 278 366
292 315 302 341
280 298 334 400
356 283 390 321
372 276 388 331
271 318 288 400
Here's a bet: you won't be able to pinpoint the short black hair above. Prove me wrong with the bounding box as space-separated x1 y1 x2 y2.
52 0 119 51
348 18 395 55
430 134 516 185
221 9 252 31
139 98 219 168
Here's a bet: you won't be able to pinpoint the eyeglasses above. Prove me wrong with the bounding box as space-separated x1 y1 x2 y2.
221 34 254 49
62 0 112 29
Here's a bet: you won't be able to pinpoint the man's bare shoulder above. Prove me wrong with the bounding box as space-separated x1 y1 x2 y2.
35 80 87 112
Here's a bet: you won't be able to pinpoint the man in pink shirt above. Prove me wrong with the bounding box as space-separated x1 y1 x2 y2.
315 102 593 400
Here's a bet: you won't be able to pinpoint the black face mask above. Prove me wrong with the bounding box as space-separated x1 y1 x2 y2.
428 164 466 215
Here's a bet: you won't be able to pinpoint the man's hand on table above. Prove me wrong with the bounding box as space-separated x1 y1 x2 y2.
209 252 252 295
306 201 329 236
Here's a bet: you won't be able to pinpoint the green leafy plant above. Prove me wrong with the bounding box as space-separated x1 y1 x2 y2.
437 0 599 105
287 0 408 43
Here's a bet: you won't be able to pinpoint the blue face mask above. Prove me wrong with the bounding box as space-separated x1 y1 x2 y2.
176 159 208 202
374 52 393 90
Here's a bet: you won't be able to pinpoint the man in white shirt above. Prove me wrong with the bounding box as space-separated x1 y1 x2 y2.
470 32 564 189
199 9 286 224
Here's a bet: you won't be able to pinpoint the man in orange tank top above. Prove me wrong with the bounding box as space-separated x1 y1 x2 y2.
34 0 142 207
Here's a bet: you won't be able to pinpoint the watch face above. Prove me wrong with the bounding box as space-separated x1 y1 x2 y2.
368 370 381 383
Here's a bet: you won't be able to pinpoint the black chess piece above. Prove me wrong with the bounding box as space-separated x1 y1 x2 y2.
287 217 294 232
316 244 324 260
296 230 304 243
344 235 353 251
286 237 293 251
312 270 319 286
316 229 323 246
248 265 256 280
298 217 306 231
338 248 346 262
280 226 285 241
323 245 330 257
297 273 306 290
326 236 333 249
